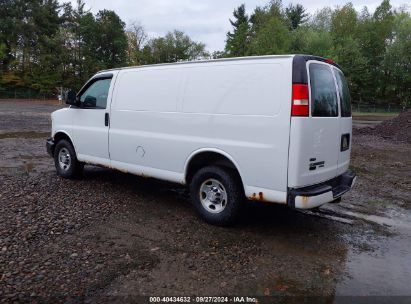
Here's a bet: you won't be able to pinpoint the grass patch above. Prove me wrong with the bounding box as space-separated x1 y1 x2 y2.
352 112 399 117
0 131 50 139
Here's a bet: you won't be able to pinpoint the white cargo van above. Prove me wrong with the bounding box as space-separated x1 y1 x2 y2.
47 55 356 225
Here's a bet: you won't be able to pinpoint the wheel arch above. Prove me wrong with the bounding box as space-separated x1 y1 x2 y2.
53 131 77 156
184 148 246 191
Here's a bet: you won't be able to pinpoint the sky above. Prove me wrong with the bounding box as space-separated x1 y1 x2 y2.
60 0 410 52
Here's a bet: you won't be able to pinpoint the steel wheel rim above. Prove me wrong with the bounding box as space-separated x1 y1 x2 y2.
199 178 228 214
58 147 71 171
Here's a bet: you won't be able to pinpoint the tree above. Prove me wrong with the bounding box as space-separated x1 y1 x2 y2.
225 4 250 57
0 0 408 109
289 27 333 57
248 17 290 55
372 0 395 100
249 0 285 34
29 0 63 94
267 0 284 19
249 7 269 38
93 10 128 69
140 30 207 65
332 37 369 102
0 0 21 73
285 4 308 30
0 0 63 96
212 51 225 59
0 42 6 90
330 3 359 43
126 21 147 65
246 0 290 55
383 10 411 108
0 0 132 96
309 7 333 31
0 43 5 65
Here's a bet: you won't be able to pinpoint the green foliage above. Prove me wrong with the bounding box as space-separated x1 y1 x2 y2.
126 21 147 66
212 51 225 59
225 4 250 57
0 0 409 108
330 3 358 42
248 17 290 55
93 10 128 69
331 37 369 102
0 0 62 93
220 0 410 108
285 4 308 30
309 7 333 31
0 0 128 94
383 10 411 107
0 0 208 96
247 1 290 55
289 27 333 57
0 42 5 88
140 30 207 65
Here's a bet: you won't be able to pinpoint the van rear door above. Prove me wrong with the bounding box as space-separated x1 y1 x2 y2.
334 67 352 175
288 59 341 188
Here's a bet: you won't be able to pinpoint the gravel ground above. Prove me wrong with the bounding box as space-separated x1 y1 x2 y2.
354 109 411 143
0 101 410 302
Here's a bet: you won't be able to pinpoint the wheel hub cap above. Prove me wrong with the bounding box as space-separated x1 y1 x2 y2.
199 179 228 214
58 148 71 171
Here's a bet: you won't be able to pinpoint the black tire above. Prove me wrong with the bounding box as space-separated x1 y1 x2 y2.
190 166 244 226
54 139 84 179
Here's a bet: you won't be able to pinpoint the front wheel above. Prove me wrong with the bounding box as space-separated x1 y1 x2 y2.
54 139 84 179
190 166 243 226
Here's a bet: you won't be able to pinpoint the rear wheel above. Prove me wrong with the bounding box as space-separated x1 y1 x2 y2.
54 139 84 179
190 166 243 226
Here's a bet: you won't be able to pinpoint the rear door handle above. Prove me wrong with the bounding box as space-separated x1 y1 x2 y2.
105 113 109 127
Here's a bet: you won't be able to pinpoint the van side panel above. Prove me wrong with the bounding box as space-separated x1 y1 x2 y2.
109 58 293 203
181 60 292 201
109 68 183 173
112 68 181 112
182 63 282 115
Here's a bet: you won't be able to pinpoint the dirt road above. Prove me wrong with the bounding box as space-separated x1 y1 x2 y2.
0 101 410 302
352 113 397 129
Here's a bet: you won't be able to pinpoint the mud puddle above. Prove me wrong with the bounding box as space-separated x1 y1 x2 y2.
318 204 411 230
302 203 411 297
336 232 411 296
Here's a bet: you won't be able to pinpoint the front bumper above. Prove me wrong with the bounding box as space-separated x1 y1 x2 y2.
46 138 55 157
288 170 357 209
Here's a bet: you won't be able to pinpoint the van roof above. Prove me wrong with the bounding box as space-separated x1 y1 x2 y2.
97 54 342 78
99 54 296 73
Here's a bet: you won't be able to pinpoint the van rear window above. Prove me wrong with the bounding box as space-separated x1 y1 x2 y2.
309 63 338 117
334 68 352 117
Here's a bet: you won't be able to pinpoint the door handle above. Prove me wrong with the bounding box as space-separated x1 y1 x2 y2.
105 113 109 127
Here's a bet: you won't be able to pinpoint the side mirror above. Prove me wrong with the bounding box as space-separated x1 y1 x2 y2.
65 90 78 106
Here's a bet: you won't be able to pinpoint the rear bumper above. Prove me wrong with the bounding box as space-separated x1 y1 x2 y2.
46 138 55 157
288 170 356 209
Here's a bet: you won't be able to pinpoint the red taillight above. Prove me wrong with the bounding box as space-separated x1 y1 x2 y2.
292 84 309 117
325 58 334 64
